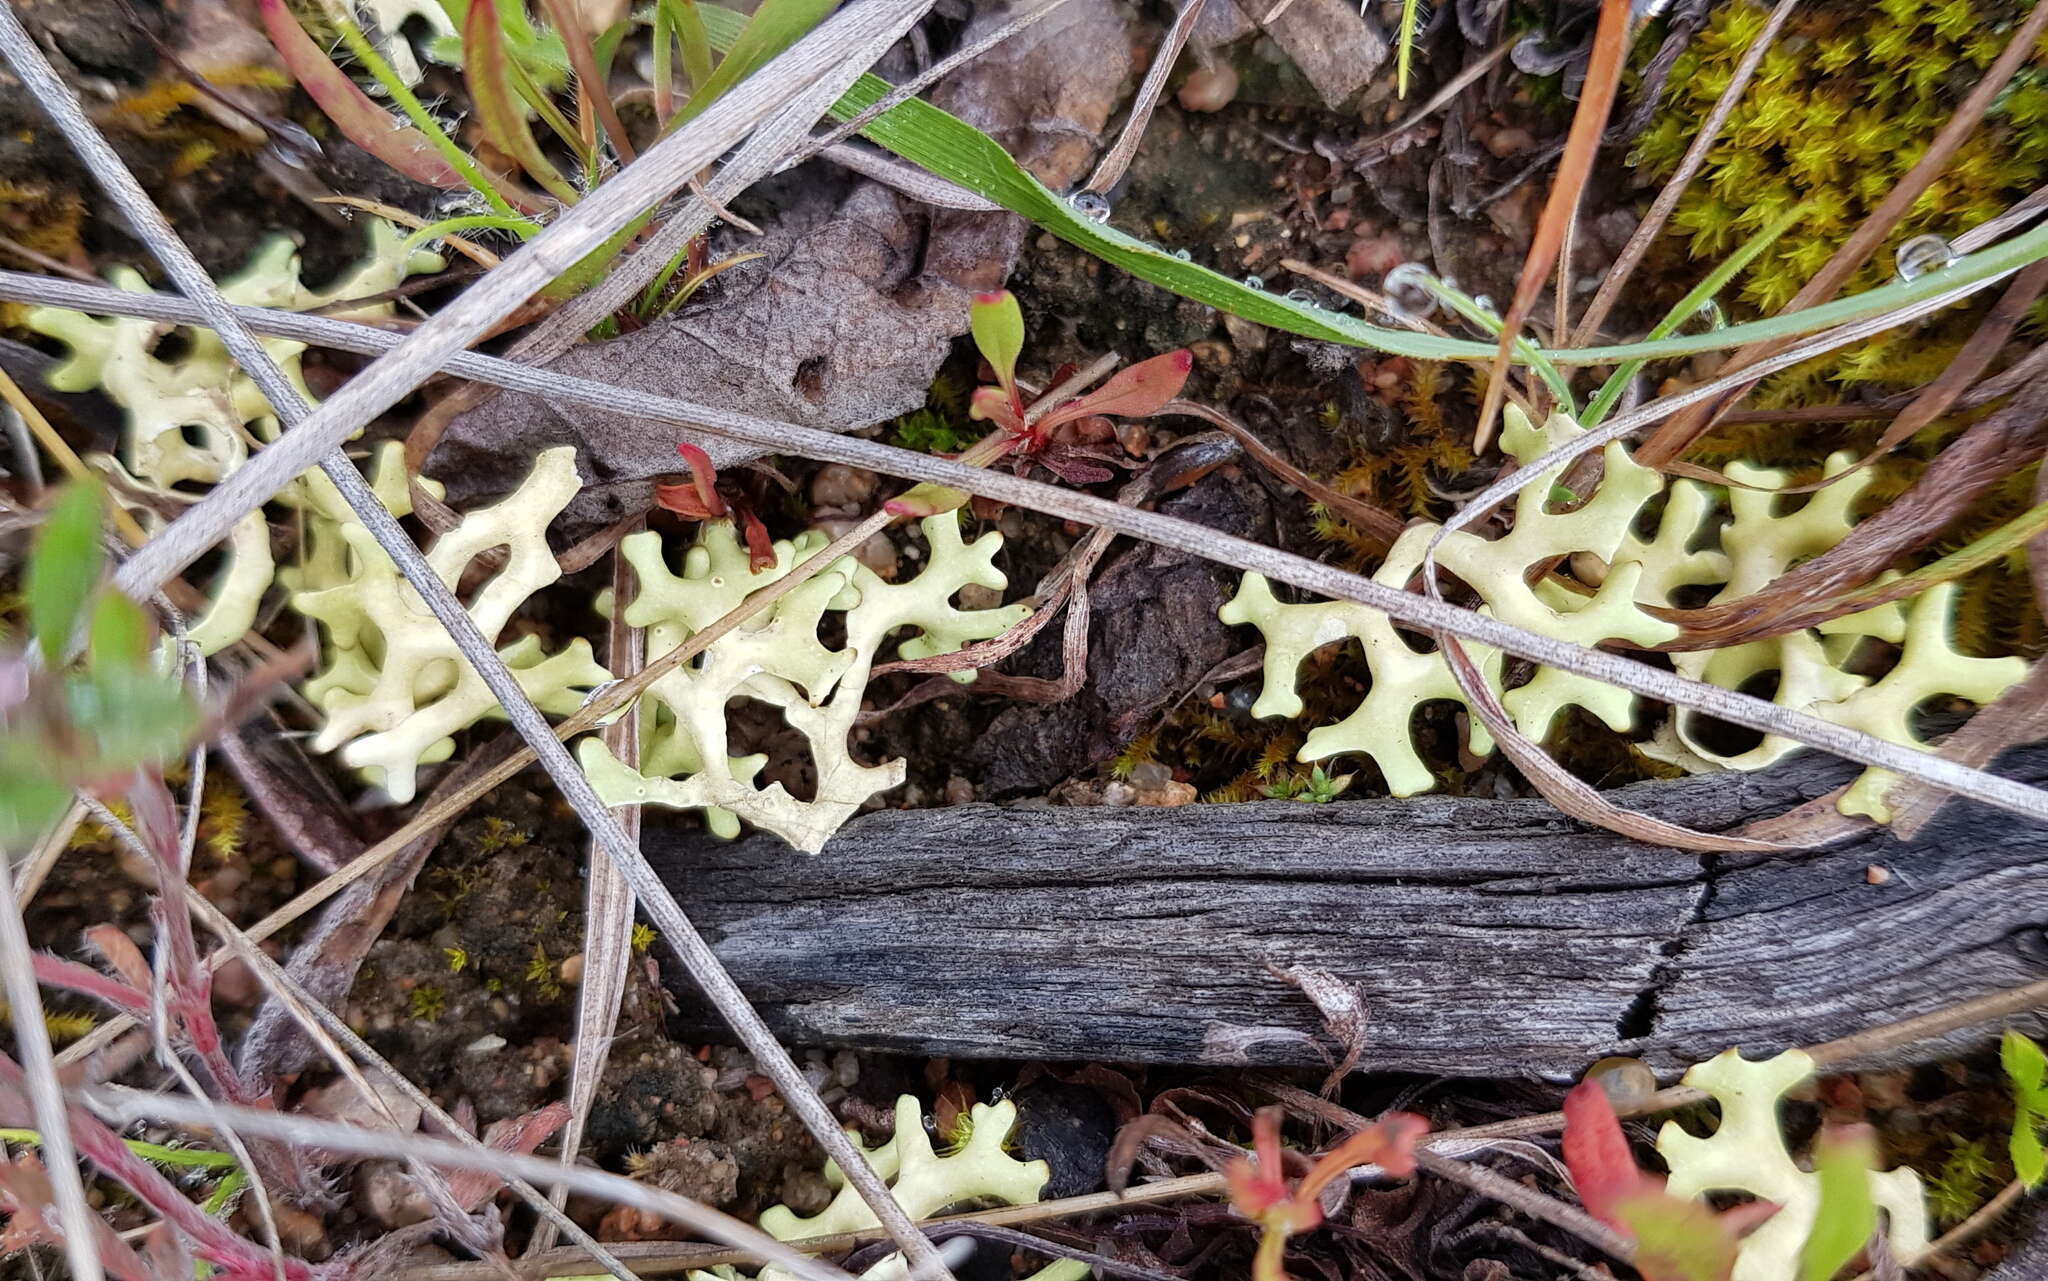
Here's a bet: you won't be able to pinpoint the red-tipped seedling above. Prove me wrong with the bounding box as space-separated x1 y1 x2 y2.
1224 1105 1428 1281
653 443 774 569
960 290 1194 487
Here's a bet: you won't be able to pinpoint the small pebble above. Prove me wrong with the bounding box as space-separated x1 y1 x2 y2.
944 776 976 806
810 464 878 510
1102 781 1137 807
1584 1055 1658 1110
1865 864 1891 885
557 952 584 986
1135 781 1198 808
1178 64 1240 112
1571 551 1610 588
1129 761 1174 790
1483 125 1534 159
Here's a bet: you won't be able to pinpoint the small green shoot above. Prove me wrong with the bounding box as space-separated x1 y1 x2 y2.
1260 765 1354 804
3 481 201 848
1801 1126 1878 1281
26 476 107 666
2002 1029 2047 1186
1395 0 1425 96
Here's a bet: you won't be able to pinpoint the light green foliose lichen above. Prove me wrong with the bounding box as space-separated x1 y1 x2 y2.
760 1094 1049 1239
679 1095 1052 1281
1658 1049 1928 1281
580 514 1029 854
295 446 609 803
1221 405 2027 819
24 219 442 654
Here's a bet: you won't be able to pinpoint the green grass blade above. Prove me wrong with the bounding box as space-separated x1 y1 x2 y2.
399 214 543 259
691 4 2048 370
1580 203 1806 426
671 0 838 126
1396 0 1422 96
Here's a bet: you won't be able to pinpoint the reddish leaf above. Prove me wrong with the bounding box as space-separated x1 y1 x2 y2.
1225 1105 1298 1221
31 951 151 1016
448 1102 571 1210
968 383 1025 435
259 0 469 192
1565 1080 1771 1281
652 442 729 519
1038 350 1195 432
1296 1111 1427 1203
82 923 153 998
1563 1079 1650 1231
465 0 580 205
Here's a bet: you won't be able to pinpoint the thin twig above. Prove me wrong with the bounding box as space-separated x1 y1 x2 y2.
1570 0 1800 347
1414 1149 1637 1269
1343 37 1516 160
84 1087 855 1281
0 825 103 1281
531 531 647 1257
1082 0 1205 196
12 271 2048 820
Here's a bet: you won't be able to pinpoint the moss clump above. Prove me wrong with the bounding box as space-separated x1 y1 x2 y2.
407 984 446 1021
1634 0 2048 314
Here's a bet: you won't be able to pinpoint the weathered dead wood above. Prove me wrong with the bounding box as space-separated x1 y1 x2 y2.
649 747 2048 1078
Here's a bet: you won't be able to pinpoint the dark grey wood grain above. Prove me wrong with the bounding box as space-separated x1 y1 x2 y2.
648 748 2048 1078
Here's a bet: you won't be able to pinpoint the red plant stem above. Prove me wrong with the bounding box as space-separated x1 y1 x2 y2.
28 954 151 1018
0 1052 310 1281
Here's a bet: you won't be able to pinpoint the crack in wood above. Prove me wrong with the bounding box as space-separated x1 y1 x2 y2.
649 746 2048 1077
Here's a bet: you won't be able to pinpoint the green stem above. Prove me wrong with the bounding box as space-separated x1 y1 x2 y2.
331 11 521 219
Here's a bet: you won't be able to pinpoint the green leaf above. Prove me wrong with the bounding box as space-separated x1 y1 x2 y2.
1614 1190 1745 1281
1801 1126 1878 1281
87 591 151 668
2015 1118 2046 1188
2003 1029 2045 1096
28 478 107 666
969 289 1025 404
465 0 581 205
2006 1031 2048 1186
64 664 200 782
0 765 71 853
659 0 714 90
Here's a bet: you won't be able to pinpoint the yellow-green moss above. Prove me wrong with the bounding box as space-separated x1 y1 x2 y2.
1635 0 2048 313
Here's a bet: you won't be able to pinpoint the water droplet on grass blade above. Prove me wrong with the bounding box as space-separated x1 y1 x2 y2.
1242 274 1265 290
1384 262 1440 320
1895 234 1955 281
1682 298 1727 333
1285 288 1316 305
1068 189 1112 222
